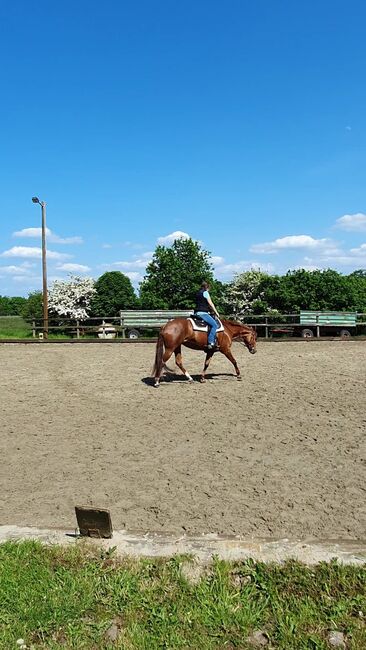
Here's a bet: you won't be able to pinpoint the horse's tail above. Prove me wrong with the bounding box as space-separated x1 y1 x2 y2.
152 331 165 378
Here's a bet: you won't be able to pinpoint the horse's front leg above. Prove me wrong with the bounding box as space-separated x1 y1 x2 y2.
200 349 215 383
222 347 242 380
174 346 193 382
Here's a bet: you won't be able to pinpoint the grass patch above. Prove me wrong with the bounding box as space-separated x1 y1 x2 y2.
0 316 32 338
0 542 365 648
0 316 73 339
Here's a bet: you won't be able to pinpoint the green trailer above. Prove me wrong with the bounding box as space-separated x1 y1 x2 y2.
297 311 357 338
119 310 193 338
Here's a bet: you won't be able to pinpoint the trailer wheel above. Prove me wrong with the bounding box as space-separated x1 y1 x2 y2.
128 329 140 339
339 329 351 338
301 328 314 338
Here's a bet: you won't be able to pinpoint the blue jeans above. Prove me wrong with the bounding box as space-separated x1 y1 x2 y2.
196 312 218 345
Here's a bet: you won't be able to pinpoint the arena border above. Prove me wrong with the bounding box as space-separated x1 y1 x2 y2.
0 337 365 344
1 526 365 565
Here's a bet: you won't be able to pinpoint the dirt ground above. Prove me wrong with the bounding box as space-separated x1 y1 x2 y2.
1 341 365 540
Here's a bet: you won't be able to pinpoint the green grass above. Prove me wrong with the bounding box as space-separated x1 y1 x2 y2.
0 542 365 649
0 315 32 338
0 316 73 339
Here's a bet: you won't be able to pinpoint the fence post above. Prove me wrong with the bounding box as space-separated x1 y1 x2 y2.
32 320 36 338
76 320 80 339
265 316 268 339
120 312 126 338
316 314 320 338
102 320 106 338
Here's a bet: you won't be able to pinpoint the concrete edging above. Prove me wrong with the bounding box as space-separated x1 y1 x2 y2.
1 526 365 565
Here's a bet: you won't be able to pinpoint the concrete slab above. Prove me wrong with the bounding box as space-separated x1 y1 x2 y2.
1 526 365 565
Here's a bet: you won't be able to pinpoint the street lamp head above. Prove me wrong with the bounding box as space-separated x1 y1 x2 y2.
32 196 40 204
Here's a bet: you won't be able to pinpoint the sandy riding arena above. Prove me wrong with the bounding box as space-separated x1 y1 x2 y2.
1 341 365 540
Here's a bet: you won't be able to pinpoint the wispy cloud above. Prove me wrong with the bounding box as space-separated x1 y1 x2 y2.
13 227 83 244
157 231 190 245
212 257 275 278
56 263 91 273
350 243 366 255
105 251 153 270
334 213 366 232
124 271 144 283
0 264 33 275
250 235 338 254
1 246 72 260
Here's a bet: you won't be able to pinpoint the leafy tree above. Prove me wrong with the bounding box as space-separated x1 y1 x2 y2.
346 269 366 311
48 275 96 320
21 291 43 319
139 238 215 309
263 269 353 312
90 271 138 316
0 295 27 315
209 279 228 314
224 268 366 315
224 269 270 317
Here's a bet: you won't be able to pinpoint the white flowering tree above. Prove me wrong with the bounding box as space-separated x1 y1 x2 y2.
224 269 269 317
48 275 96 320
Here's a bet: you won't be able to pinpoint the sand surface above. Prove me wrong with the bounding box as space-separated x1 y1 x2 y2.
1 341 365 539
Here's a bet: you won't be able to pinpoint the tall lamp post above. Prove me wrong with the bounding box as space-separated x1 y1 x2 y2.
32 197 48 338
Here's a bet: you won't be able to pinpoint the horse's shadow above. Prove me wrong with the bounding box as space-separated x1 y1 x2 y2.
141 372 236 387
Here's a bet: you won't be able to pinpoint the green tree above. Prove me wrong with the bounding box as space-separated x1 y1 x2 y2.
0 295 27 315
21 292 43 319
346 269 366 311
139 238 214 309
263 269 351 312
90 271 138 316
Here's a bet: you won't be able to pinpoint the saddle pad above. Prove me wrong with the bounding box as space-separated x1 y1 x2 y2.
188 317 224 333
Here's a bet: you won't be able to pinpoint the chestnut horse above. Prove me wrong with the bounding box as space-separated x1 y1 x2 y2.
152 318 257 387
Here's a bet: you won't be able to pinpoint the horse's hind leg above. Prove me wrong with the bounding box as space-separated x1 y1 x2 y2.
174 346 193 382
154 347 174 387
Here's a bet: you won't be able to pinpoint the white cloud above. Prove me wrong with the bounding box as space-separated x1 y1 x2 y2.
157 231 190 245
213 258 275 278
303 250 366 266
102 243 113 249
13 227 83 244
350 243 366 255
12 275 39 283
0 264 33 275
124 271 144 283
334 213 366 232
107 252 153 270
210 255 225 266
1 246 72 260
250 235 337 254
56 263 91 273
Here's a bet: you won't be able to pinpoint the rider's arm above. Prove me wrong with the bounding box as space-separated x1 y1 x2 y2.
204 291 220 318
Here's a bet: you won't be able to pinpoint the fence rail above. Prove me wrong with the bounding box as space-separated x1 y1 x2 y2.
17 311 366 340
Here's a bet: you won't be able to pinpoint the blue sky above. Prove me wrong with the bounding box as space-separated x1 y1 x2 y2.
1 0 365 296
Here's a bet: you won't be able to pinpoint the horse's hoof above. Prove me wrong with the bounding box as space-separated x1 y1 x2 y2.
237 376 242 381
200 377 206 383
154 382 160 388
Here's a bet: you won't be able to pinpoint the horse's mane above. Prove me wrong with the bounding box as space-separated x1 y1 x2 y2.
222 319 255 338
222 318 252 328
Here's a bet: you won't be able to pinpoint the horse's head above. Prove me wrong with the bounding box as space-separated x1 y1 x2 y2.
239 325 257 354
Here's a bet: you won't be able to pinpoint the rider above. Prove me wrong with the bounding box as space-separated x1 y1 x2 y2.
194 281 220 349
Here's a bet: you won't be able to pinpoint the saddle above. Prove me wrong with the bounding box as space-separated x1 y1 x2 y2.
188 315 224 333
